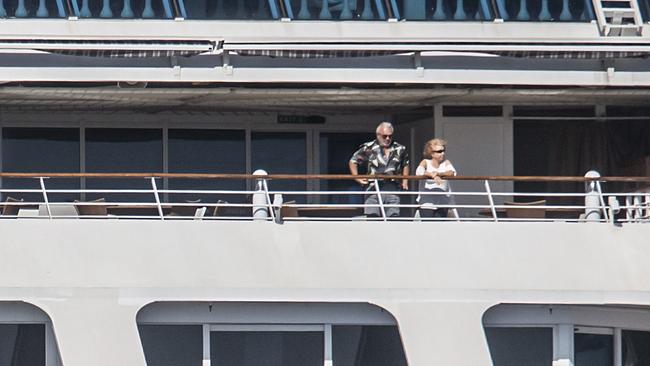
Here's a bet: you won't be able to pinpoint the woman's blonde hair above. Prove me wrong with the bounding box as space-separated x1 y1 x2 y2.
422 138 447 159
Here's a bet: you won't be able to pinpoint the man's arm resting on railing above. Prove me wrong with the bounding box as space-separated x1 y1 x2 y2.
348 160 368 186
401 165 410 190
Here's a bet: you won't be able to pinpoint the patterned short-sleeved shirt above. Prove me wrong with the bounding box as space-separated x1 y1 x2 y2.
350 140 410 177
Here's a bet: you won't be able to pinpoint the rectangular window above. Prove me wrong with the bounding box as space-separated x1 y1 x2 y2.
138 325 202 366
210 330 323 366
574 327 613 366
168 129 246 207
0 324 45 366
513 106 595 118
333 325 407 366
85 128 162 202
251 132 307 203
622 329 650 365
319 132 371 204
442 106 503 117
485 327 553 366
2 128 80 202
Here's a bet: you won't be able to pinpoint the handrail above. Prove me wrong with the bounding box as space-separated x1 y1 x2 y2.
1 172 649 183
0 172 648 223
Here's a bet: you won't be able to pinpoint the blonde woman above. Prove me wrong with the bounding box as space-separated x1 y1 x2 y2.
416 138 457 218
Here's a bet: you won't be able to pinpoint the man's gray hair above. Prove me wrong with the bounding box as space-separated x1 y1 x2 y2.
375 122 394 133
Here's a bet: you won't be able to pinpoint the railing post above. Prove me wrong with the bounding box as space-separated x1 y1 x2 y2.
252 169 270 220
373 179 387 221
39 177 52 219
150 177 165 220
484 179 498 222
584 170 603 222
262 179 276 222
596 180 609 222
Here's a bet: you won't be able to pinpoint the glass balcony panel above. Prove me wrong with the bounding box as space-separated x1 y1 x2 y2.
496 0 594 21
190 0 278 20
289 0 387 20
398 0 494 19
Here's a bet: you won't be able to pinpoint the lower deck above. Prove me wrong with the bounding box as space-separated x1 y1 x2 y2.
0 220 649 366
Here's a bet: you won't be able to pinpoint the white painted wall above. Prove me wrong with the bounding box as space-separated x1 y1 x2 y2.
0 220 648 365
434 106 513 216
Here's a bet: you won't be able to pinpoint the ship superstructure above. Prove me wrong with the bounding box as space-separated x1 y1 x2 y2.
0 1 650 366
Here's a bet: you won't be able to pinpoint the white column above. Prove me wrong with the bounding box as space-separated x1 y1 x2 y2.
203 324 211 366
553 324 574 366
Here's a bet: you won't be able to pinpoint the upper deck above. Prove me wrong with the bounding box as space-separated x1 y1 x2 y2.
0 0 650 86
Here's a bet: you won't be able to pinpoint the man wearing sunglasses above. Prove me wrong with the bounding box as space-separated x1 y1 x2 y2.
349 122 410 217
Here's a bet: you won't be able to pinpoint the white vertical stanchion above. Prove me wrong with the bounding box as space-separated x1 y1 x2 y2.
252 169 270 220
373 179 387 221
584 170 602 222
150 177 165 220
39 177 52 219
484 179 498 222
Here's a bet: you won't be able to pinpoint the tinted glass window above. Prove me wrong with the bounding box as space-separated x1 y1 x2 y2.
211 331 323 366
333 325 407 366
623 330 650 365
574 332 613 366
251 132 306 203
443 106 503 117
319 132 370 204
0 324 45 366
138 325 202 366
485 327 553 366
168 129 246 205
85 128 162 202
2 128 80 202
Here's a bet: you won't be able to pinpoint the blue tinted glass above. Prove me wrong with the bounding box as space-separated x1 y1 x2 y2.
575 332 613 366
0 324 45 366
2 128 80 202
138 325 202 366
485 327 553 366
319 132 371 204
168 129 246 205
211 331 323 366
252 132 306 202
333 325 407 366
85 128 162 202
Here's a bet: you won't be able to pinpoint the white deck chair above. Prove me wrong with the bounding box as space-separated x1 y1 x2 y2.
193 206 207 220
39 204 79 219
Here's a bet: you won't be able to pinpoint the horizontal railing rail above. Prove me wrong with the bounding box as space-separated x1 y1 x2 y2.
0 173 647 223
0 172 649 182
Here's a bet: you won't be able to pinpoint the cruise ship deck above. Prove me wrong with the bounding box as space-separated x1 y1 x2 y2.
1 0 650 365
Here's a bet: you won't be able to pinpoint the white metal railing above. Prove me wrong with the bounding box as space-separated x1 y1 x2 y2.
0 173 648 224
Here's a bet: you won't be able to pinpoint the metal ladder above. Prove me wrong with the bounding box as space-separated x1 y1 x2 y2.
592 0 644 36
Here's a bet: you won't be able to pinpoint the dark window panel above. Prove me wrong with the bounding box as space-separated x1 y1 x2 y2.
319 132 371 204
251 132 307 203
138 325 202 366
333 325 407 366
211 331 323 366
442 106 503 117
513 106 595 117
485 327 553 366
574 332 613 366
623 330 650 366
0 324 45 366
168 129 246 204
85 128 162 202
2 128 80 202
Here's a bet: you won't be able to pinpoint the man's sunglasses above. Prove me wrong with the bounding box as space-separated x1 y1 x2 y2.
377 134 393 139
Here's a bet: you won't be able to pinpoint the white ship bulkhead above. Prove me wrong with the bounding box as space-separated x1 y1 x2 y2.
0 1 650 365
